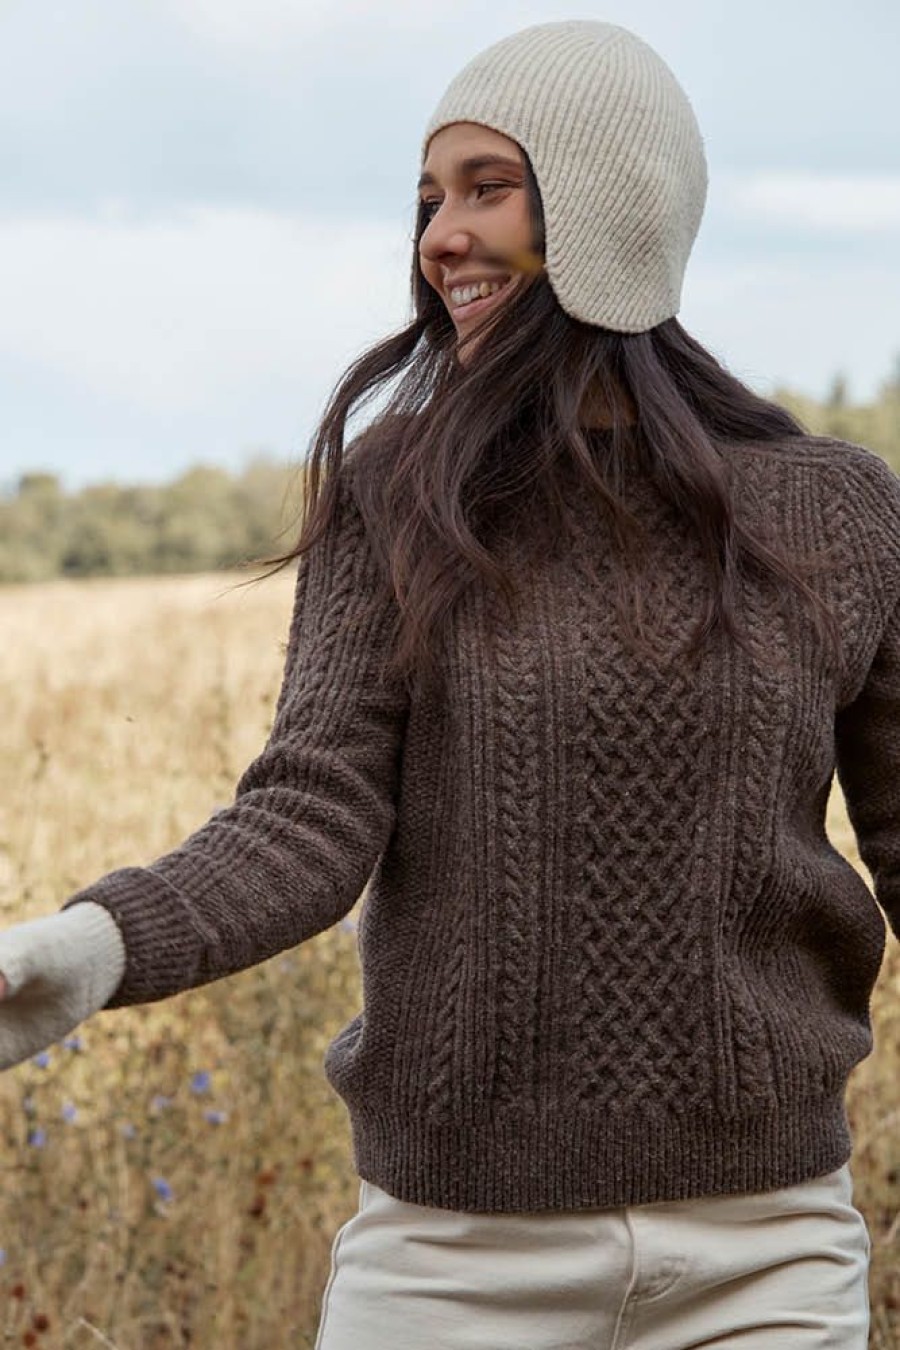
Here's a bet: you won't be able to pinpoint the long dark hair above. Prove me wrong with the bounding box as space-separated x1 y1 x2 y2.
271 154 837 695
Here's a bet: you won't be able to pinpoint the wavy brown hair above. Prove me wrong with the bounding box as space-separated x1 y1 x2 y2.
271 154 837 695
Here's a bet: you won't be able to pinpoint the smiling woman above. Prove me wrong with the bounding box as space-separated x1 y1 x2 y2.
415 126 537 346
0 17 898 1350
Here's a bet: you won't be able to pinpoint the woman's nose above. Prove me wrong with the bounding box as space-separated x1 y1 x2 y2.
419 208 472 264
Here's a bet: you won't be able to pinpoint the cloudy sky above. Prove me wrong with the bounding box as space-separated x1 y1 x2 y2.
1 0 897 488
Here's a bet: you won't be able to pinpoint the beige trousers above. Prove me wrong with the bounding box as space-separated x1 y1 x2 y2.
314 1165 870 1349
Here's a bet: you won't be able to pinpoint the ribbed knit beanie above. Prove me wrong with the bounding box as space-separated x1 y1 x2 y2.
423 21 708 333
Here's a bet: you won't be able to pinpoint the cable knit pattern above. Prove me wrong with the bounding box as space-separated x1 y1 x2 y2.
565 480 715 1116
64 435 900 1212
490 573 545 1110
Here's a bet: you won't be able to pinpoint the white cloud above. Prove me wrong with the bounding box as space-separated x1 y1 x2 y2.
164 0 346 48
164 0 482 50
0 206 412 413
682 255 900 401
725 173 900 233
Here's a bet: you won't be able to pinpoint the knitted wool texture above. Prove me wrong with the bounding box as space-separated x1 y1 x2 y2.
64 434 900 1212
423 20 708 332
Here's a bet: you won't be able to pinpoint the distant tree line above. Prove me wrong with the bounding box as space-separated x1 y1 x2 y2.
0 457 304 583
774 359 900 474
2 366 899 584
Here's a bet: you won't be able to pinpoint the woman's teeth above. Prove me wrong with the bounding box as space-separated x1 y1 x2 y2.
450 279 505 307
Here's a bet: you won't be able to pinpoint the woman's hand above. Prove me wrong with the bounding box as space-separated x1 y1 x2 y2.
0 904 126 1069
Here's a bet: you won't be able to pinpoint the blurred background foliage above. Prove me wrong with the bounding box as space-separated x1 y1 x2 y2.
2 363 899 585
0 457 305 584
776 360 900 472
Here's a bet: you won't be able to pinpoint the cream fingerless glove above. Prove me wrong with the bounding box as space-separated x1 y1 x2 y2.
0 902 126 1069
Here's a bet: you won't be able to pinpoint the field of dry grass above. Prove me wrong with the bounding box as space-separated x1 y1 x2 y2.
0 573 897 1348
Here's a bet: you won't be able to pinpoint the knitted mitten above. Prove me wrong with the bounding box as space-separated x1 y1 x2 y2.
0 903 126 1069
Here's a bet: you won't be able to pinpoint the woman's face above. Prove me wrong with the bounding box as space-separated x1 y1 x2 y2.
417 123 539 348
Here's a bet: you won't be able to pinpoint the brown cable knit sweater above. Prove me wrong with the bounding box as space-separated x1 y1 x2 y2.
65 433 900 1212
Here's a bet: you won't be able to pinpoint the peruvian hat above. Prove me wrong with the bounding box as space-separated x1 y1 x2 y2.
423 20 708 333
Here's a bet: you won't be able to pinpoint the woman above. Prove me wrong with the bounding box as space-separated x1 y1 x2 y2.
0 20 895 1349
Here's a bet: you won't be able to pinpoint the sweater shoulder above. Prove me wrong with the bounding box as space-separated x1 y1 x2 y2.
729 431 898 483
729 434 900 573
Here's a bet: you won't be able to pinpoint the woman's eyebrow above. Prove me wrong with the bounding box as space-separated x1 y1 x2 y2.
417 154 524 190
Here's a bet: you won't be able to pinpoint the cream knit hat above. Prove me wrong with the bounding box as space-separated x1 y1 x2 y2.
423 21 707 333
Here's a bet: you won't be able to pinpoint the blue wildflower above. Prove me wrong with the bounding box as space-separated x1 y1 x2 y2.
151 1177 173 1202
190 1071 211 1095
31 1051 51 1069
120 1123 137 1140
339 917 357 933
204 1110 228 1126
149 1095 172 1113
63 1035 82 1052
27 1128 46 1148
61 1103 78 1124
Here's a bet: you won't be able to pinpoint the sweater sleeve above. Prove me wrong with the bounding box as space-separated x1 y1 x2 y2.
63 473 409 1007
835 591 900 941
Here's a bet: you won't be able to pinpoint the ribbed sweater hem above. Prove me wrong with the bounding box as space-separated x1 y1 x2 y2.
349 1097 853 1212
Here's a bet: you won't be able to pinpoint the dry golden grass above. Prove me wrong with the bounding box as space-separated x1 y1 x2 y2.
0 574 897 1348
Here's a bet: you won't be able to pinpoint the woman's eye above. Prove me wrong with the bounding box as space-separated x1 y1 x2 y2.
475 182 505 198
419 182 514 222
